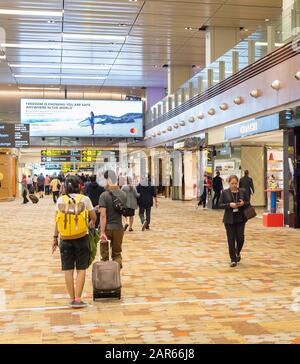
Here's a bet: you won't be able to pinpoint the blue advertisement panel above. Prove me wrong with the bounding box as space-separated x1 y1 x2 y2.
225 113 280 141
21 99 144 137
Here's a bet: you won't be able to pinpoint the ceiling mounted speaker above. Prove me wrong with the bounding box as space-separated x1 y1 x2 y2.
234 96 243 105
167 126 173 131
250 89 260 98
197 113 205 119
219 103 228 111
188 116 195 123
295 71 300 80
271 80 281 90
173 123 179 129
208 108 216 115
179 120 185 126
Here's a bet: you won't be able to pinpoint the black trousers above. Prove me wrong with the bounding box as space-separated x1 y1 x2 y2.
212 190 221 207
199 189 207 208
224 222 245 262
139 207 151 226
52 191 59 203
22 189 29 204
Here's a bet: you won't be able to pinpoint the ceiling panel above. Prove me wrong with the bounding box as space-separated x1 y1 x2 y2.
0 0 283 88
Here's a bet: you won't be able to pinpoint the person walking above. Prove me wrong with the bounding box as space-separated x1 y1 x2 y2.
26 175 33 193
84 175 105 228
219 175 250 268
98 170 127 268
197 174 209 208
239 170 255 201
50 176 61 203
21 174 29 204
37 173 45 199
52 175 96 308
44 175 51 195
121 177 140 232
136 176 157 231
212 171 223 208
32 174 38 192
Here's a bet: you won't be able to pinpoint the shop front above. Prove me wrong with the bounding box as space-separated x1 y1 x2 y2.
0 149 18 201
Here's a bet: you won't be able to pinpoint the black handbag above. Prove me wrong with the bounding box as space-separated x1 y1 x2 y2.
243 205 257 220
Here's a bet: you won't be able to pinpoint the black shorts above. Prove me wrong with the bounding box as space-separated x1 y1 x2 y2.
126 208 135 217
37 185 44 192
59 235 90 271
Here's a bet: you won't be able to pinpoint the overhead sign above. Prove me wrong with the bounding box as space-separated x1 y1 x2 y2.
0 123 30 148
224 113 280 140
41 149 118 164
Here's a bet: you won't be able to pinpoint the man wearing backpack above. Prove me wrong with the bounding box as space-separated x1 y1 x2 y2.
99 170 127 269
52 175 96 308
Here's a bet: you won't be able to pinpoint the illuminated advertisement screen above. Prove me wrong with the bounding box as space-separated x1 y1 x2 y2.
21 99 144 137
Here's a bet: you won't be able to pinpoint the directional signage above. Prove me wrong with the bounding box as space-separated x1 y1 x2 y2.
41 149 118 163
0 123 30 148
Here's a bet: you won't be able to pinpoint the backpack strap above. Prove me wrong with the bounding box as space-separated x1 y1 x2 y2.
62 195 70 229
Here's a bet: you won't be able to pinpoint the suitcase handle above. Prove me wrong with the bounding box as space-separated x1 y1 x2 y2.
99 239 112 261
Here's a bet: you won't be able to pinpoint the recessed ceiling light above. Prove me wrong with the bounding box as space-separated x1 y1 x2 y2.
63 33 126 42
1 43 62 49
265 18 270 22
14 74 106 80
0 9 63 17
118 24 128 27
48 20 56 24
19 87 61 90
185 27 194 30
10 63 111 70
129 0 138 2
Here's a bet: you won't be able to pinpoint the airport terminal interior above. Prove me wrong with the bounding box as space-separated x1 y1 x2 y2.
1 0 300 344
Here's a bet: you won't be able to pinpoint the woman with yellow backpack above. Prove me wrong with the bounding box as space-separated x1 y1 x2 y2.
52 175 97 308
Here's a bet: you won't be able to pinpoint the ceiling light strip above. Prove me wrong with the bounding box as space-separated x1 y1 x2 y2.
0 9 63 17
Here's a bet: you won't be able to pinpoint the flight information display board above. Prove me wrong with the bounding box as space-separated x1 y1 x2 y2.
0 124 30 148
41 150 119 166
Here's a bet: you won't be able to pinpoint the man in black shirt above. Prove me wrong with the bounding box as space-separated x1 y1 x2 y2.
212 171 223 208
136 177 158 230
239 170 255 201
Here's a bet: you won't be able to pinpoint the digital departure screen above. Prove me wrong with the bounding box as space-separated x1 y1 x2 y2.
0 123 30 148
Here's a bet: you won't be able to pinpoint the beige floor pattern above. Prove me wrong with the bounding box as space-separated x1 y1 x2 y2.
0 196 300 343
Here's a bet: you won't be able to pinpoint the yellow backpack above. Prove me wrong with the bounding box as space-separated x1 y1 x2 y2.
56 195 88 240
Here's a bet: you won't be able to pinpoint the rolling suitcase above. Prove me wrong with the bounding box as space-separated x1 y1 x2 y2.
92 240 121 300
29 194 39 204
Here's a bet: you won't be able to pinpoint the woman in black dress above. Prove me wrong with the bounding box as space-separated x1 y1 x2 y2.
219 175 250 267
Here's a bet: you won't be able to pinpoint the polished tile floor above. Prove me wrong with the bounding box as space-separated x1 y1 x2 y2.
0 196 300 343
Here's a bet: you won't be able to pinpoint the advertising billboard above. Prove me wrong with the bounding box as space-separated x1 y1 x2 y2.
21 99 143 137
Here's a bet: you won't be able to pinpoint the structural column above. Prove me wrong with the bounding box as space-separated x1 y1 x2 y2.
168 66 192 96
205 26 240 66
248 40 256 65
267 25 276 53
